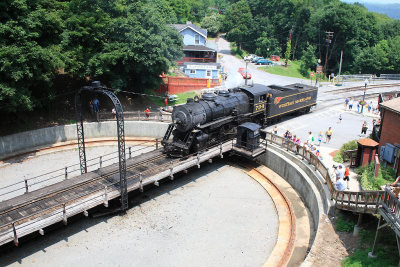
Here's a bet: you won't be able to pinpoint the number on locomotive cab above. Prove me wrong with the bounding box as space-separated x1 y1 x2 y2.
254 103 265 113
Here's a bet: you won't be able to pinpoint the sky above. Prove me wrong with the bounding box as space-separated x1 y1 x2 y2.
342 0 400 3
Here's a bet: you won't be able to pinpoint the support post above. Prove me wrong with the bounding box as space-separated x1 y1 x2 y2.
220 143 223 158
197 153 200 168
24 179 29 194
169 161 174 180
62 204 67 225
65 167 68 180
156 139 159 150
99 156 102 168
12 223 18 246
129 147 132 158
139 173 143 192
369 215 382 258
104 186 108 207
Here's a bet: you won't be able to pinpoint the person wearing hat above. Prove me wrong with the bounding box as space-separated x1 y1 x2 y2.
335 165 346 191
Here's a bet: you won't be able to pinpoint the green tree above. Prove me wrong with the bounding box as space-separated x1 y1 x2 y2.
223 0 253 49
284 39 291 67
299 43 317 76
0 0 65 112
201 13 222 37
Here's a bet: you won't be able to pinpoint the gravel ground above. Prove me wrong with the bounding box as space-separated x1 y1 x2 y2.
1 161 278 267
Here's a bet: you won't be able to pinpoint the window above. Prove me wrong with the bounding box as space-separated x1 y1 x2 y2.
206 70 212 77
190 69 196 74
195 34 200 45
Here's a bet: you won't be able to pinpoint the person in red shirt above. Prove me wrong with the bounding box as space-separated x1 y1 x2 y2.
344 166 350 189
144 108 150 119
164 98 168 106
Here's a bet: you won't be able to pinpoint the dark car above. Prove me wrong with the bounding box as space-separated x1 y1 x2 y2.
256 59 273 65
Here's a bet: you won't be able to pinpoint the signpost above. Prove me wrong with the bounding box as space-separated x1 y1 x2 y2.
316 65 323 74
310 72 314 85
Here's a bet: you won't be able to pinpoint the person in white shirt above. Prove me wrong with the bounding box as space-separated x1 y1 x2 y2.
335 165 346 191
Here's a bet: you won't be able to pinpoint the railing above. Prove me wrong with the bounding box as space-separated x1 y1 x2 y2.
177 57 217 65
343 149 357 167
340 74 400 82
265 132 386 214
0 140 160 202
382 187 400 226
99 111 172 122
0 140 234 245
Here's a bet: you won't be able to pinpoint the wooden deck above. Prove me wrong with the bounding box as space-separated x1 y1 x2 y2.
0 141 234 246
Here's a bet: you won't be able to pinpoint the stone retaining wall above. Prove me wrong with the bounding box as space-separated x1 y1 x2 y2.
0 121 169 159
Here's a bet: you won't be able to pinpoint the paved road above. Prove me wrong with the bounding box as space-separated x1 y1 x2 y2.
2 162 278 267
217 38 306 88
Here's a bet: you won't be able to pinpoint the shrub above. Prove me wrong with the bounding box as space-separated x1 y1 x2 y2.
333 140 358 163
359 163 394 190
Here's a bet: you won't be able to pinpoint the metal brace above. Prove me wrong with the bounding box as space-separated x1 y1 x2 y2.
208 159 212 163
12 223 18 246
39 229 44 235
169 162 174 180
24 179 29 194
104 186 109 207
197 153 200 168
99 156 103 168
83 210 89 217
139 173 143 192
62 204 67 225
65 167 68 180
220 143 223 158
154 180 159 186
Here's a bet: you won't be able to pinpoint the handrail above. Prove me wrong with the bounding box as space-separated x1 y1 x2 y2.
0 139 160 201
265 132 387 214
99 111 172 122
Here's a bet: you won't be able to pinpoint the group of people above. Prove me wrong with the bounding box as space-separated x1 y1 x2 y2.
335 164 351 191
344 97 378 114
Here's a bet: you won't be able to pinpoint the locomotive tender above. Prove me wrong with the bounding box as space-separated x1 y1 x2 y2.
162 83 317 157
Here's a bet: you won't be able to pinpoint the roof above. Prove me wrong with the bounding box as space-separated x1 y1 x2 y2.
183 45 216 52
170 23 207 38
358 138 379 147
240 84 269 96
379 97 400 115
238 122 262 131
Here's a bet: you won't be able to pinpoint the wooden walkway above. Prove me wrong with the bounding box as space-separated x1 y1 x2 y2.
0 141 234 246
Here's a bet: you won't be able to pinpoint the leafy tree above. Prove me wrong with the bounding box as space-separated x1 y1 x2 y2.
299 43 317 76
0 0 65 112
223 0 253 49
284 39 291 67
201 13 222 37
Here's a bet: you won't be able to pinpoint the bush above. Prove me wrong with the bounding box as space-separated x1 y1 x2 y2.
333 140 358 163
359 163 394 190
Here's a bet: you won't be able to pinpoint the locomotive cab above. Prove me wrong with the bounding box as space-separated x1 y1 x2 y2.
232 122 266 158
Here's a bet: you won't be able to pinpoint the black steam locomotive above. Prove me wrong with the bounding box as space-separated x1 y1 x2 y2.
162 83 317 157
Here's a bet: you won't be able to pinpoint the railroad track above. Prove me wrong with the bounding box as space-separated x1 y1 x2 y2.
324 83 400 94
0 149 169 227
239 163 296 266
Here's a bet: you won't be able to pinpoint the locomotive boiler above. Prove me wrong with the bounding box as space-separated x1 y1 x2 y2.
162 83 317 157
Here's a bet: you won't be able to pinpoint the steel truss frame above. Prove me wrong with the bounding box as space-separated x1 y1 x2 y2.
75 82 128 210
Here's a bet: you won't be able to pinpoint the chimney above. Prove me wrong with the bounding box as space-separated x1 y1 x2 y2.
186 21 191 24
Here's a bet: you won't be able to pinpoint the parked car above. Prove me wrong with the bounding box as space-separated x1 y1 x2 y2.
238 68 251 79
251 56 263 63
244 54 255 61
256 58 273 65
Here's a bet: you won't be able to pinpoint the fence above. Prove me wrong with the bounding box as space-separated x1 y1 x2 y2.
265 132 397 216
99 111 172 122
341 74 400 82
158 76 220 95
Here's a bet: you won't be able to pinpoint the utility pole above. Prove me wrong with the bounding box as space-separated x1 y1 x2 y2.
323 31 334 75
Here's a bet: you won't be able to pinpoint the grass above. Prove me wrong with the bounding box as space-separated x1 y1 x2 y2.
145 89 199 107
259 61 307 79
229 43 248 59
343 227 399 267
